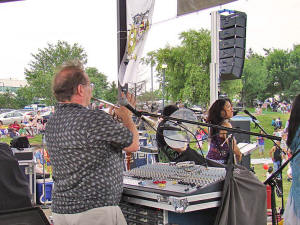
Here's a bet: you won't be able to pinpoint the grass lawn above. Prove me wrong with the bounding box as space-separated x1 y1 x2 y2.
246 109 291 211
0 134 43 147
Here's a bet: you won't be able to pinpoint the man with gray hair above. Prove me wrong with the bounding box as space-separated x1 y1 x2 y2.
45 61 139 225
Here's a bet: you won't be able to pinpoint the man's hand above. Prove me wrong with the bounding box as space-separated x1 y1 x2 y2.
114 92 136 123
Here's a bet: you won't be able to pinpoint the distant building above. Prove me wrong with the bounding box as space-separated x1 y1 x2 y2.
0 78 27 93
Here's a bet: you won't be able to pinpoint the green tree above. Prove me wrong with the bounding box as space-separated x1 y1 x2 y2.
143 29 211 106
14 87 35 108
0 91 18 109
86 67 109 100
264 49 290 98
25 41 88 105
220 79 243 100
241 53 268 105
104 81 118 104
242 54 267 106
136 90 161 103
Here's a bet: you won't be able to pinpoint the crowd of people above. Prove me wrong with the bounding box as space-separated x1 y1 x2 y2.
0 111 46 139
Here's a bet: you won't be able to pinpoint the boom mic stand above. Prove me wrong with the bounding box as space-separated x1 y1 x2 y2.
248 113 286 216
264 148 300 225
247 112 286 155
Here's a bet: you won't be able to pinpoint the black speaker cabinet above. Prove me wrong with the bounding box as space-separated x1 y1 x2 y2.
0 206 50 225
231 118 251 170
230 119 250 144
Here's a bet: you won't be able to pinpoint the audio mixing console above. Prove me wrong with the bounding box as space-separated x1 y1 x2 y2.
123 162 226 197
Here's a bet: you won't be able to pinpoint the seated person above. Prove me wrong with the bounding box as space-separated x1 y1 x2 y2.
0 120 8 137
25 118 35 137
206 99 242 164
9 128 19 138
9 121 21 131
18 124 27 136
156 105 223 167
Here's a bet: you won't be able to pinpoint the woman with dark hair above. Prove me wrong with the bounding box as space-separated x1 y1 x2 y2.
283 94 300 225
206 98 242 164
156 105 223 167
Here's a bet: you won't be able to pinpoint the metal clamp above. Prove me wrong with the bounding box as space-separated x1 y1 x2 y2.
157 195 169 203
169 197 189 213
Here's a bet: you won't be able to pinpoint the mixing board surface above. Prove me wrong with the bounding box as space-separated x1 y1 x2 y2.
123 162 226 196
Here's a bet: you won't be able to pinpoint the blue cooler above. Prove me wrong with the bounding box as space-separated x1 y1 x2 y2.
36 179 53 204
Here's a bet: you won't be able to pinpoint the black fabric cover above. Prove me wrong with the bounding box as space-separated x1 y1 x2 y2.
10 136 30 149
214 163 267 225
0 143 32 211
175 146 225 168
0 206 50 225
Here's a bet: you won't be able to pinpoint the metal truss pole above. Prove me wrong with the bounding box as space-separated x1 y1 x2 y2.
210 11 220 106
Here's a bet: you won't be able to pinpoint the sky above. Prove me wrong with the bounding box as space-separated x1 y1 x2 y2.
0 0 299 89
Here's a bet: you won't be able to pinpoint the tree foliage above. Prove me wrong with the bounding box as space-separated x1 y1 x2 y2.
24 41 88 105
0 91 18 109
241 53 268 105
86 67 108 100
104 81 118 104
143 29 211 106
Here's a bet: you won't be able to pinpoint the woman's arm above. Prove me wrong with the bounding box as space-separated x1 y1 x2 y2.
221 121 242 162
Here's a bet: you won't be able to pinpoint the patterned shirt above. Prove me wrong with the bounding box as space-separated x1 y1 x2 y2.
45 103 132 214
206 136 230 164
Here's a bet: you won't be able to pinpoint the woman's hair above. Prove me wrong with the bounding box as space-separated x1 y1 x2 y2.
287 94 300 147
207 98 231 136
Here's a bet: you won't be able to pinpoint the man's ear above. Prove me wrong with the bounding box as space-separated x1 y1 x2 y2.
77 84 84 96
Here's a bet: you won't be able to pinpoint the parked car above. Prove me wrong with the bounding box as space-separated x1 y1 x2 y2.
0 108 14 114
17 109 37 121
0 110 24 125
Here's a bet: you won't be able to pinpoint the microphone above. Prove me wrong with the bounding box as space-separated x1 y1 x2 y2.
244 110 258 121
119 98 142 117
221 134 233 147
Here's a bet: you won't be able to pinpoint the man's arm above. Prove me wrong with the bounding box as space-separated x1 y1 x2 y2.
114 92 139 153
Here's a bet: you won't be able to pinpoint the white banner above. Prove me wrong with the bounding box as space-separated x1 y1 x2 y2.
118 0 155 86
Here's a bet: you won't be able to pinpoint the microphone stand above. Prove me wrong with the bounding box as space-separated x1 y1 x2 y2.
247 114 285 155
41 131 49 209
264 148 300 225
247 112 286 219
136 110 281 141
